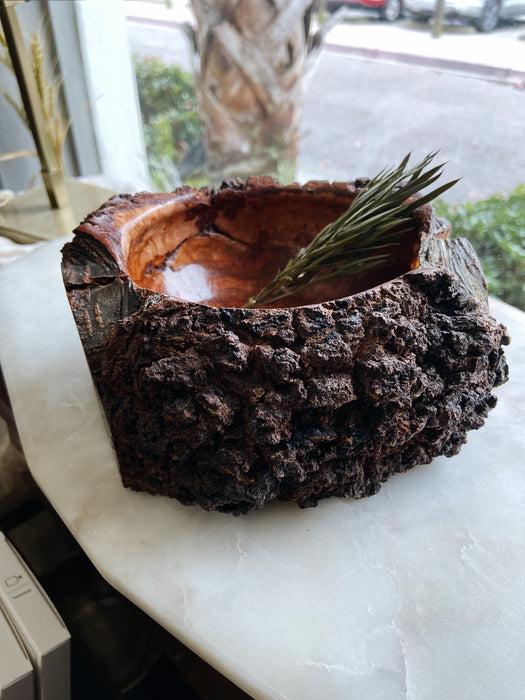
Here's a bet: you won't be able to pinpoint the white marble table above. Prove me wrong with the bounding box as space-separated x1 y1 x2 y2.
1 239 524 700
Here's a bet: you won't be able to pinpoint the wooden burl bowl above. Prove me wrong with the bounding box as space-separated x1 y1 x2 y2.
62 178 509 514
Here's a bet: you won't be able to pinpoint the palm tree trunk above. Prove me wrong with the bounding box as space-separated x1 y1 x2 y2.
187 0 322 184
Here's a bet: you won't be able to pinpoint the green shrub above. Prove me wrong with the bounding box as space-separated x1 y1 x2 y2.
434 186 525 311
133 55 202 189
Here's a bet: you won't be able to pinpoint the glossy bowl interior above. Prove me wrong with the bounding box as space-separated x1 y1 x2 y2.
121 186 421 308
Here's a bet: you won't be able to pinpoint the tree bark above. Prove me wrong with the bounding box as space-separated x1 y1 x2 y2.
187 0 322 183
432 0 446 37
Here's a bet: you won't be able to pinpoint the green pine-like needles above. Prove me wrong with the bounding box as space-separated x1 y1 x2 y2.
243 152 459 308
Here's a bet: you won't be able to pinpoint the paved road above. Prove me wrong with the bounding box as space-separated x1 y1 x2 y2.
127 18 525 203
297 49 525 202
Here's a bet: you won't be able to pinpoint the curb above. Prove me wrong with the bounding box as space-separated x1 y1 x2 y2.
126 15 182 29
125 14 525 86
324 41 525 85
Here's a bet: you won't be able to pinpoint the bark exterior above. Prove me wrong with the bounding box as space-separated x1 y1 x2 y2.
187 0 321 181
98 267 509 514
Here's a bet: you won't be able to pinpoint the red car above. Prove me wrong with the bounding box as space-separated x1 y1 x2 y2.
326 0 403 21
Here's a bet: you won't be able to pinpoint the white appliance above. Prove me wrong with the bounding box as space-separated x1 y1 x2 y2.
0 531 70 700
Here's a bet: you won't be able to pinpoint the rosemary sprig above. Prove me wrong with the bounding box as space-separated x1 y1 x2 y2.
243 152 459 308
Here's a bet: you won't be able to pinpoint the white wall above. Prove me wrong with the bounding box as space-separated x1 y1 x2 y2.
73 0 149 192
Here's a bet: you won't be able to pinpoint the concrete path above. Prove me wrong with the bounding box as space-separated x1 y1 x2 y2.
326 18 525 84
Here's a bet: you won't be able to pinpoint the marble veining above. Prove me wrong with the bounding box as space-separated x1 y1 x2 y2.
0 239 524 699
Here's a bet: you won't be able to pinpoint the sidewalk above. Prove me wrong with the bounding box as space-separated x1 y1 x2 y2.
124 1 525 82
125 1 193 25
326 17 525 83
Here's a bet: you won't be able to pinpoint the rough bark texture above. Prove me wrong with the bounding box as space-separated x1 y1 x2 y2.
187 0 323 181
99 268 509 513
62 179 510 515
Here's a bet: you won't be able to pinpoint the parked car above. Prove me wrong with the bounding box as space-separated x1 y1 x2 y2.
326 0 404 22
403 0 525 31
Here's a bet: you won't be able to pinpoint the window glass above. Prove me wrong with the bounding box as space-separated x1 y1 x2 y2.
125 1 525 309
